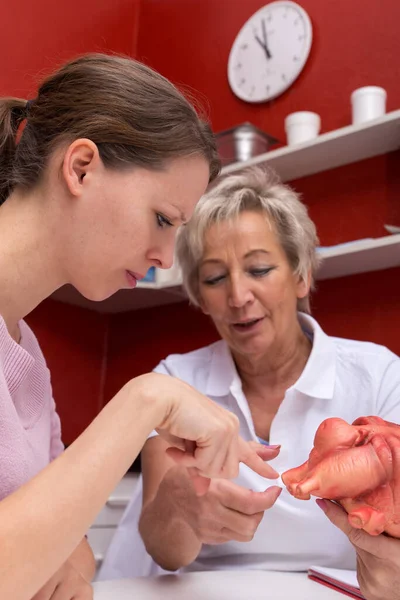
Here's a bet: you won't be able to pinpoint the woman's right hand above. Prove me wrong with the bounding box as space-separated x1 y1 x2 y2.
136 372 279 482
176 471 282 545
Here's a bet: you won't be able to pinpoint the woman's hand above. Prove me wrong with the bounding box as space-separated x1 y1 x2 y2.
142 373 279 481
31 537 94 600
175 445 282 544
31 559 92 600
318 499 400 600
189 478 282 544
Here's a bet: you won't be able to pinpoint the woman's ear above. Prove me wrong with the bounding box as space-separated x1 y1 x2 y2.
296 268 312 299
62 138 101 197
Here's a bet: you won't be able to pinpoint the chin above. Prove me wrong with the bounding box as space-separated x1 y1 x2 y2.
74 282 120 303
232 335 272 356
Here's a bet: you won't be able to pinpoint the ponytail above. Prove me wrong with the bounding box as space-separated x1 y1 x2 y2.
0 98 28 205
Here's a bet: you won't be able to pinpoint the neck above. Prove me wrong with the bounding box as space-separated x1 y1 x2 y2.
0 189 66 338
233 320 312 391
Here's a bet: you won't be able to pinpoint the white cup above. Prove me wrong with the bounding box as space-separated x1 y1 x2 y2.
351 86 387 125
284 111 321 146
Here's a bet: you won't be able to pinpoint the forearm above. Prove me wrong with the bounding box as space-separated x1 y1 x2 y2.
139 467 202 571
68 537 96 582
0 376 165 600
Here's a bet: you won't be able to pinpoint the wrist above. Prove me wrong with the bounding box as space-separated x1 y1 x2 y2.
124 373 172 432
161 466 200 534
67 538 95 582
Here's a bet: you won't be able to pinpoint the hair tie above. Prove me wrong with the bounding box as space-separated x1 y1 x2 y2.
25 99 35 115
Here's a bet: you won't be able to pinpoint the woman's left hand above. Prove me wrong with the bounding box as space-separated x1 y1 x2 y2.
318 499 400 600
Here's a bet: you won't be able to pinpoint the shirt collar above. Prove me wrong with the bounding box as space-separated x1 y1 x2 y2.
291 313 336 399
206 340 240 397
205 313 336 400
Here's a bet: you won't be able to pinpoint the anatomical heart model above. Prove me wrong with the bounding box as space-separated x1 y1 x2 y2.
281 416 400 537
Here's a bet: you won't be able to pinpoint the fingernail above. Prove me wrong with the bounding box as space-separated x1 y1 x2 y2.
316 498 328 513
268 445 281 449
349 515 363 528
265 485 282 494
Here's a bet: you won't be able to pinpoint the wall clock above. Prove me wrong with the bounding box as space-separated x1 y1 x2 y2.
228 1 313 102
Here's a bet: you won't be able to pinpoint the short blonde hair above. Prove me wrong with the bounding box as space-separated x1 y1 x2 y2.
176 167 321 314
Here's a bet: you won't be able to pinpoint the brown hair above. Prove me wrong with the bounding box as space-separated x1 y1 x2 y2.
0 53 220 205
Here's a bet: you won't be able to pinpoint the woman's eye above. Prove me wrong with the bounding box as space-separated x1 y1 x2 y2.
156 213 173 228
250 267 274 278
203 274 226 286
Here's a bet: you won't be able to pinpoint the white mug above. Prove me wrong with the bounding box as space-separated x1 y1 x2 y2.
351 86 387 125
284 111 321 146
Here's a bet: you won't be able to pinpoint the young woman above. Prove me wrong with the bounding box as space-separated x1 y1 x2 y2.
0 54 275 600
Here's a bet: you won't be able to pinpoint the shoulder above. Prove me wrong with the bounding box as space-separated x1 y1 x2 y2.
332 336 398 368
307 314 398 369
19 319 49 368
330 336 400 398
305 314 399 393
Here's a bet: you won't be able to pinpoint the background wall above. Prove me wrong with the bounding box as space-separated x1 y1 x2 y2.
1 0 141 97
2 0 399 444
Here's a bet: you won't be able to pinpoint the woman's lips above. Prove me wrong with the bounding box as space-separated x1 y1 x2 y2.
231 317 264 332
126 271 145 288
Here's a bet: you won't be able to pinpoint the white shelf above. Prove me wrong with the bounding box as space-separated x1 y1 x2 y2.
221 110 400 181
316 235 400 280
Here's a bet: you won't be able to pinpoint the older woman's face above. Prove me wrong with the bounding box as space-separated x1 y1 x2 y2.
198 210 309 358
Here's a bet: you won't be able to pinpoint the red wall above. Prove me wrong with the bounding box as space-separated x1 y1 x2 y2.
1 0 140 97
8 0 400 443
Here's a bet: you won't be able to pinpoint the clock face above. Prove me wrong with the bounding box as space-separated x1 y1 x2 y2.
228 1 312 103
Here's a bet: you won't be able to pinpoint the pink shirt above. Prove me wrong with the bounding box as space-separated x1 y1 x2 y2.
0 315 64 501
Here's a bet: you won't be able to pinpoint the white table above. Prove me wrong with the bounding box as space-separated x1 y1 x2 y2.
93 570 347 599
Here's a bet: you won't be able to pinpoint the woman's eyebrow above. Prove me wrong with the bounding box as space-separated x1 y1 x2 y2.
244 249 271 258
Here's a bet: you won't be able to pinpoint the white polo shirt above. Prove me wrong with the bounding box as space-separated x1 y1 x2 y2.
152 314 400 572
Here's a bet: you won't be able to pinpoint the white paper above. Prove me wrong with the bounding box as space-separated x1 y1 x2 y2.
309 566 359 589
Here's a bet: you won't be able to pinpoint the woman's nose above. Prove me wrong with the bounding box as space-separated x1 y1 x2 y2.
228 276 253 307
147 240 175 270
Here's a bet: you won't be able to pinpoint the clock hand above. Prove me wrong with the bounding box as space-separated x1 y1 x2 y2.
261 18 272 59
254 34 272 61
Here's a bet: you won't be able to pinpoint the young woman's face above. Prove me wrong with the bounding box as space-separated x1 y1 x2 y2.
64 154 210 301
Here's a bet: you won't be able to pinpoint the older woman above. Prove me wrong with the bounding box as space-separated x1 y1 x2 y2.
101 167 400 579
